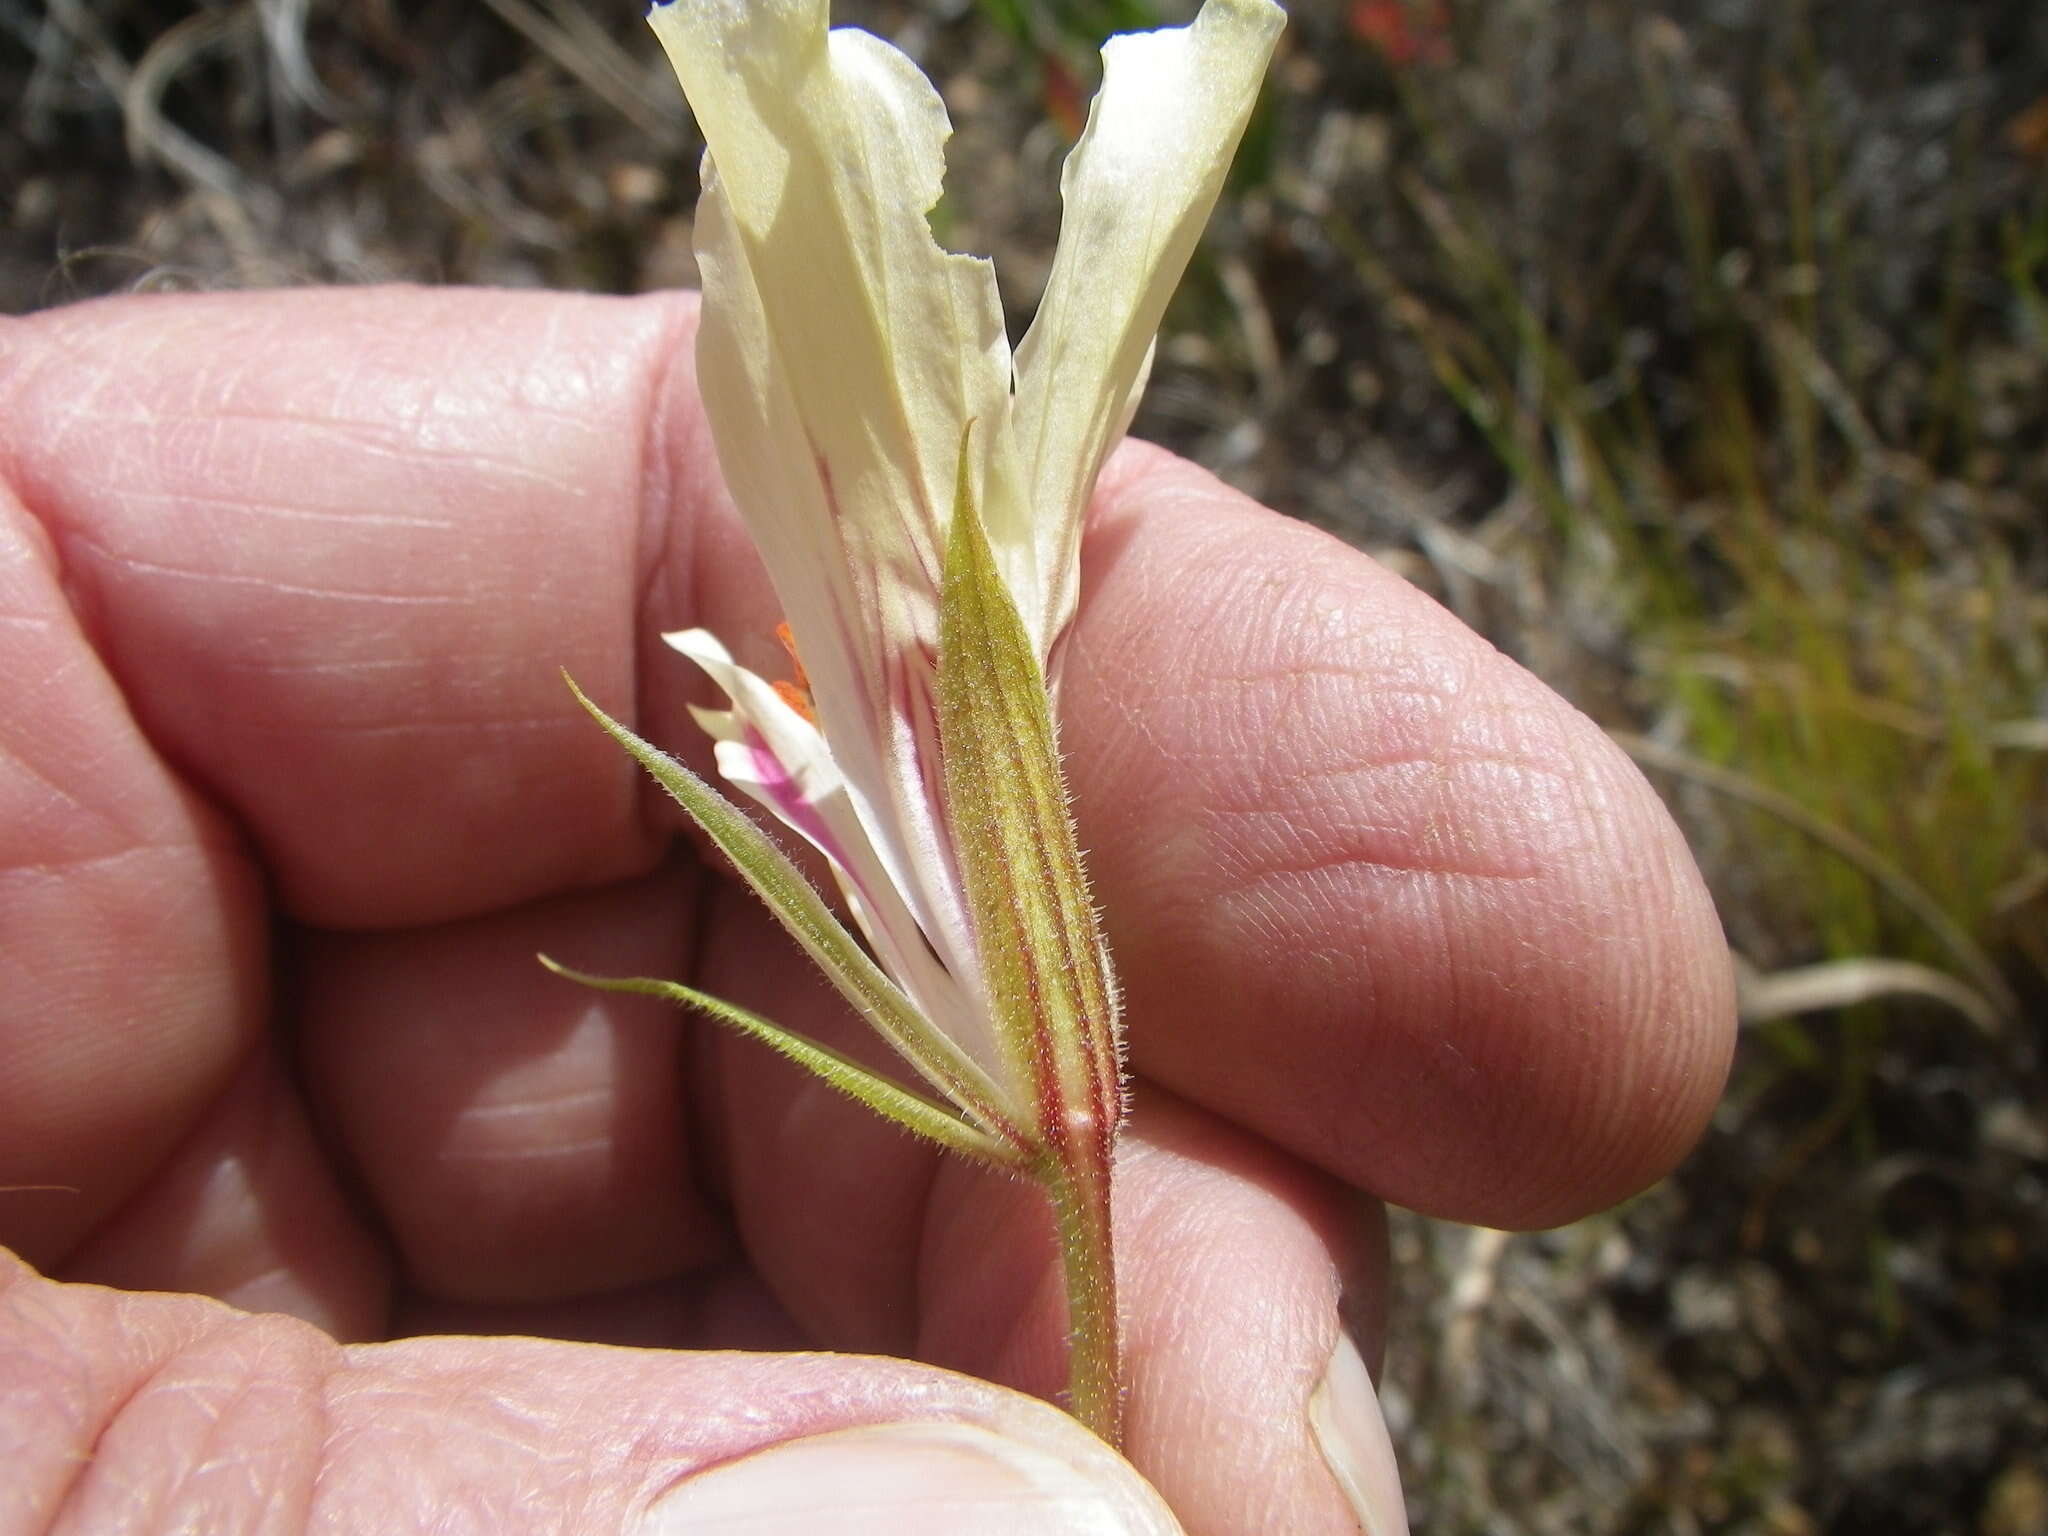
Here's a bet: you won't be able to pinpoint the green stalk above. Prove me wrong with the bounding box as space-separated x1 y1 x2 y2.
1043 1150 1123 1444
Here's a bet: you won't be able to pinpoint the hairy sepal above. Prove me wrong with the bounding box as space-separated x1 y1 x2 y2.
538 959 1015 1165
559 673 1023 1152
934 442 1125 1437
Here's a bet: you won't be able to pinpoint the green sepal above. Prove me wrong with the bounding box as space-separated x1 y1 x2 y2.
560 673 1023 1150
538 958 1020 1166
934 439 1124 1149
934 432 1126 1443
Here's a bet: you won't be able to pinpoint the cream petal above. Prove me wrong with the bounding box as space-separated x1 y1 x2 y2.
652 0 1024 1018
650 0 1020 621
1013 0 1285 650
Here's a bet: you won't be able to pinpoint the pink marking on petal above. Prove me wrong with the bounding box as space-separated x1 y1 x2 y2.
737 725 901 952
742 726 845 868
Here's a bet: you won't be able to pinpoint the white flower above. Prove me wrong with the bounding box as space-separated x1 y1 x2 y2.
551 0 1282 1445
648 0 1283 1127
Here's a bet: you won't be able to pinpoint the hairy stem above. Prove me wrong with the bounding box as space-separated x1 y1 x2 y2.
1044 1150 1122 1447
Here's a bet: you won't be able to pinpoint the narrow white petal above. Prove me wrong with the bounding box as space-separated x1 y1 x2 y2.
1013 0 1285 652
666 628 843 834
664 629 996 1078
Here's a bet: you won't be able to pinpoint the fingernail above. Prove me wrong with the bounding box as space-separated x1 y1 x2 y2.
1308 1333 1409 1536
639 1421 1183 1536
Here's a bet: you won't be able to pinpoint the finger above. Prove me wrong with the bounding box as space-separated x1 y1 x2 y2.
696 893 1401 1536
0 468 265 1264
1064 444 1736 1227
1 1249 1183 1536
298 867 728 1304
56 1047 391 1342
0 288 703 931
391 1263 809 1354
0 287 752 1282
919 1095 1403 1536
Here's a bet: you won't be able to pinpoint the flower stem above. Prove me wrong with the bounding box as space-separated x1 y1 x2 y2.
1044 1150 1123 1447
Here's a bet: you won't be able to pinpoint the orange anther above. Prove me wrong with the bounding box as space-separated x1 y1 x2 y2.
773 621 817 724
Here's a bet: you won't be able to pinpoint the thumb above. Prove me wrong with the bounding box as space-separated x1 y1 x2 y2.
3 1251 1180 1535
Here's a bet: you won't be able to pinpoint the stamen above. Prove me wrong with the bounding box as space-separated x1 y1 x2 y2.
773 620 817 724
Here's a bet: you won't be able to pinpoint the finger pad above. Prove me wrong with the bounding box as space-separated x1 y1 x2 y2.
300 870 724 1302
1071 450 1735 1226
3 289 686 928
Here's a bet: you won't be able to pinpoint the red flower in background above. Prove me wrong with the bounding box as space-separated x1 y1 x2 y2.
1040 53 1087 142
1349 0 1452 67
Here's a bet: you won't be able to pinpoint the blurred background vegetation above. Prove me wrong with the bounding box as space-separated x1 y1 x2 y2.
5 0 2044 1529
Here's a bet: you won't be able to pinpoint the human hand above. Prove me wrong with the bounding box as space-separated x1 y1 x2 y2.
0 287 1733 1534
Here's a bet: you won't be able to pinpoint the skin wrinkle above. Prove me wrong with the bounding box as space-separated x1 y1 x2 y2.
52 545 473 607
396 348 551 468
404 438 590 496
436 1134 623 1166
31 477 475 627
9 361 158 486
69 487 464 533
232 423 591 502
210 655 437 679
1198 651 1461 694
147 1317 328 1534
8 294 669 929
1240 585 1596 886
135 1367 285 1520
227 715 576 740
46 1305 256 1531
509 316 610 428
1274 664 1509 774
0 744 118 851
317 1367 577 1520
1203 753 1564 891
449 1081 619 1124
2 843 183 888
1 465 271 1266
0 1278 98 1528
1209 781 1551 886
1 595 130 855
319 1339 793 1517
46 310 588 569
